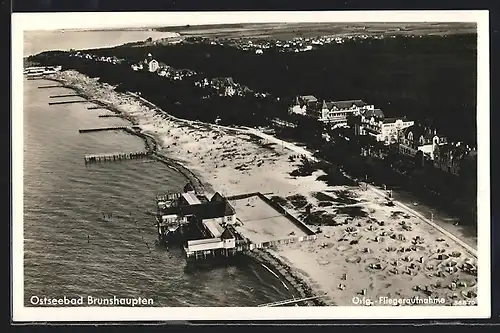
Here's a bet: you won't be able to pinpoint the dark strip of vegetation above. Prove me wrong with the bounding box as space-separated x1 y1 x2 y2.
82 33 476 145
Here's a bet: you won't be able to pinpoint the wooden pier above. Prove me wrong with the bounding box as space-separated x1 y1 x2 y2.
84 151 150 164
79 126 129 133
49 99 92 106
257 294 327 307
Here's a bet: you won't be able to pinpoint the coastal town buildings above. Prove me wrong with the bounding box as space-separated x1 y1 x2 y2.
372 118 415 145
319 99 375 126
57 48 476 180
398 125 447 160
349 110 475 176
289 96 376 127
127 53 196 80
351 109 414 145
194 77 254 97
211 77 237 96
289 95 318 116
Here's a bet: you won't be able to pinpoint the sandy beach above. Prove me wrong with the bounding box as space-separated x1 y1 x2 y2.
47 70 478 306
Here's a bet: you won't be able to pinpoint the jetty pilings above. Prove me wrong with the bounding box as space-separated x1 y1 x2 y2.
49 94 82 98
78 126 129 133
38 85 64 89
98 114 121 118
84 151 150 164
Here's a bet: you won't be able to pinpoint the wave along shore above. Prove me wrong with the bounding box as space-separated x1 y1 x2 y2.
42 70 477 307
42 70 322 306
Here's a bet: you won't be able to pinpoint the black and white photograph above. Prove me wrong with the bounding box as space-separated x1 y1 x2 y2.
12 11 490 321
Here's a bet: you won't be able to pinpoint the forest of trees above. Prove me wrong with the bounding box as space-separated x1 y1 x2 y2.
82 33 477 145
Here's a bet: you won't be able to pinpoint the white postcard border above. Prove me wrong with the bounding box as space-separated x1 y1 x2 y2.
12 10 490 321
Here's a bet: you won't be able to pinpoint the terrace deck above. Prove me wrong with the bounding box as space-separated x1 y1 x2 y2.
230 194 309 244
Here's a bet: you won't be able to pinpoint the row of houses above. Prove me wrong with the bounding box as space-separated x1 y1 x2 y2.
134 53 268 98
195 77 261 97
226 35 357 55
69 50 266 99
396 124 476 176
288 94 476 177
289 95 416 145
69 51 124 65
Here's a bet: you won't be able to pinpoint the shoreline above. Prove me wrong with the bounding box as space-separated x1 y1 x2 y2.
37 70 478 306
35 75 312 305
43 76 206 193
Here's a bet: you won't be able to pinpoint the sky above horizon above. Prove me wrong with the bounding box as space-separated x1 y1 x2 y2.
12 11 484 31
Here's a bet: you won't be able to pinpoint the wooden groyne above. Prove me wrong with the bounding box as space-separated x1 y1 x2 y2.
49 94 81 98
98 114 121 118
49 99 91 106
84 151 150 164
79 126 129 133
38 85 64 89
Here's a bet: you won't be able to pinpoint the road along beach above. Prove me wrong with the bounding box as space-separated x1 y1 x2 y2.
46 70 478 306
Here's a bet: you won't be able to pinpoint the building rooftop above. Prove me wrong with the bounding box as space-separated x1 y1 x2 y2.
221 228 235 240
362 108 385 119
188 238 221 246
402 124 437 141
203 219 225 238
160 194 236 220
182 192 202 205
382 117 410 124
329 99 367 109
299 95 318 103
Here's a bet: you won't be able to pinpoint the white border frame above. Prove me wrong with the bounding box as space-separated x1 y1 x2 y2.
12 10 490 321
